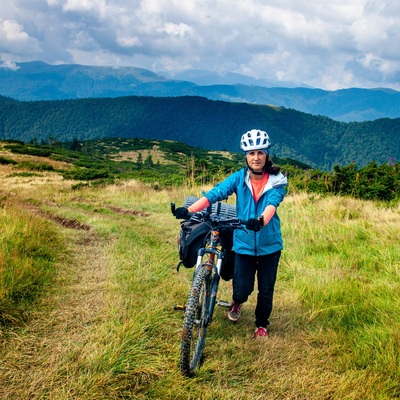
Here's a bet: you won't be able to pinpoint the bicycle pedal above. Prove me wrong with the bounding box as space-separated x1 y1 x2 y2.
217 300 231 308
174 304 186 311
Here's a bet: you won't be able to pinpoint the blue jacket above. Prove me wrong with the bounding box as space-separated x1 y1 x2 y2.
204 167 288 256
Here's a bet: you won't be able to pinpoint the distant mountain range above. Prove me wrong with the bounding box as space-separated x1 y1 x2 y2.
1 61 400 122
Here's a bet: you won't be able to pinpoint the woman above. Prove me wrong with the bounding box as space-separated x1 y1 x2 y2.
174 129 288 338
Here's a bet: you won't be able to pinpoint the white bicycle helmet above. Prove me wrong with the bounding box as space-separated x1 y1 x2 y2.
240 129 271 152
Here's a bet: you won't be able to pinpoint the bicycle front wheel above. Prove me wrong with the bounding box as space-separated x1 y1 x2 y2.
180 265 212 376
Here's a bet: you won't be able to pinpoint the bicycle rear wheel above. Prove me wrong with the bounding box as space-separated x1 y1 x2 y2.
180 265 212 376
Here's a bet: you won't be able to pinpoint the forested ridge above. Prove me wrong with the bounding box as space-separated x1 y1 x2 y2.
0 94 399 170
2 61 400 122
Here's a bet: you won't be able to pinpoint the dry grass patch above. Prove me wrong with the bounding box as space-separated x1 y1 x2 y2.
0 171 78 205
0 148 72 171
109 145 177 165
208 150 235 160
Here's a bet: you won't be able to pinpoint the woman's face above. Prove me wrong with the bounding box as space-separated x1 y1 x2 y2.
246 150 267 172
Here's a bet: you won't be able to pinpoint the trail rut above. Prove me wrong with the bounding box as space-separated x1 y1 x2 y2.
0 229 111 399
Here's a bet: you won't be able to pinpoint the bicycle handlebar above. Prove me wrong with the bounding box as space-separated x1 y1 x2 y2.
170 202 264 230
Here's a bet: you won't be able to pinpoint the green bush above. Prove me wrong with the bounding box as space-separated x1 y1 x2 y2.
7 172 42 178
0 156 17 165
17 161 55 172
285 161 400 202
5 144 52 157
62 167 112 181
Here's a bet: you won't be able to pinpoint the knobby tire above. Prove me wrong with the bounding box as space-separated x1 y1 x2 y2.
180 265 212 376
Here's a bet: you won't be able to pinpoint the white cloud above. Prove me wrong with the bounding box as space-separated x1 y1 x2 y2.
161 23 193 38
0 19 42 55
116 36 142 49
0 60 20 71
0 0 400 90
0 19 30 42
62 0 107 17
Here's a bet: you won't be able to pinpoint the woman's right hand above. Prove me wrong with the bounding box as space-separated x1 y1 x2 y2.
174 207 191 220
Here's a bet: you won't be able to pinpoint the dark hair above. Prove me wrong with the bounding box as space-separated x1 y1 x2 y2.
263 157 281 175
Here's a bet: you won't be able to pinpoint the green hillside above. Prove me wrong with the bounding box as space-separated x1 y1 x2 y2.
2 138 399 202
0 95 399 170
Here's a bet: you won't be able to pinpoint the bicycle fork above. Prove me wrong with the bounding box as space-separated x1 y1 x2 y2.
198 248 222 327
174 248 225 326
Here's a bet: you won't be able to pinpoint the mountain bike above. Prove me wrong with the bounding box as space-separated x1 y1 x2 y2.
171 199 254 377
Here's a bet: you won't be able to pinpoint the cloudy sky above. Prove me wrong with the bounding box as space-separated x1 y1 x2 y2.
1 0 399 90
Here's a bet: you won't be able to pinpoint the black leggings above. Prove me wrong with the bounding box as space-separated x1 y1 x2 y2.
233 251 281 327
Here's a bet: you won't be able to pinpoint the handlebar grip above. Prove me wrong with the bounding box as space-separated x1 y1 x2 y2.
170 203 176 215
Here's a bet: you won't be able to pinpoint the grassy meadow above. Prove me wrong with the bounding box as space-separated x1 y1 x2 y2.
0 147 399 399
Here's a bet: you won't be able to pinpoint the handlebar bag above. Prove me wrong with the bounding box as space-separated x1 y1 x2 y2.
177 219 210 269
176 219 234 281
177 196 236 279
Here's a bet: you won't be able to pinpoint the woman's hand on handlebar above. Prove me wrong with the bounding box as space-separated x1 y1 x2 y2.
245 216 264 232
174 207 192 220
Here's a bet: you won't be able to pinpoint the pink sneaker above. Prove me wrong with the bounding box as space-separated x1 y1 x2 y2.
226 302 242 322
253 327 268 338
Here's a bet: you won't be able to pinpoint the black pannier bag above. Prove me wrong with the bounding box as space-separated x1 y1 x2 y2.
177 218 210 269
176 197 236 281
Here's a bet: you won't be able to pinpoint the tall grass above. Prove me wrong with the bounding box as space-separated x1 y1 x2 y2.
280 194 400 397
1 179 399 399
0 200 64 323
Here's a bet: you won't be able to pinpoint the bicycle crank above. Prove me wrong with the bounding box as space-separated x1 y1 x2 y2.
217 300 231 308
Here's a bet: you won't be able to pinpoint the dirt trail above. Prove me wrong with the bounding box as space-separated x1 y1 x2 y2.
0 228 111 399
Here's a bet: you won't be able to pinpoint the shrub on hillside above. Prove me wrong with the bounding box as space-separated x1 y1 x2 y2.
17 161 55 172
5 144 52 157
332 162 399 201
286 161 400 202
0 156 17 165
61 167 112 181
